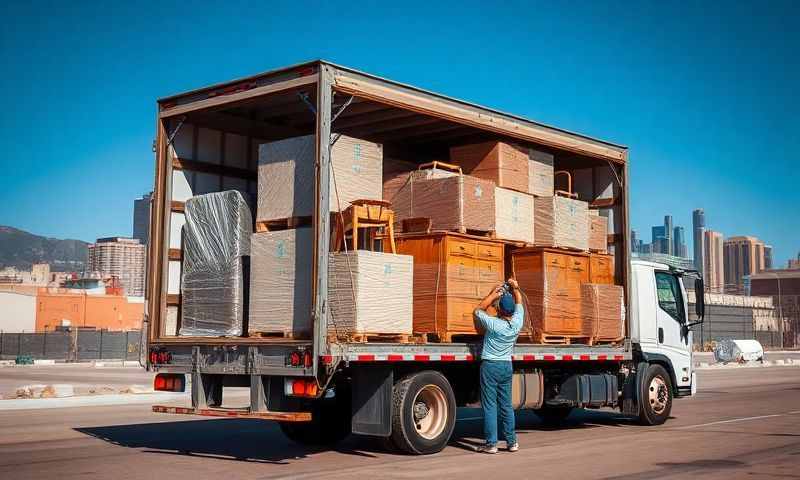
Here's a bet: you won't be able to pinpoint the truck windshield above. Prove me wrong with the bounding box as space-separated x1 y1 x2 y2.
655 272 685 323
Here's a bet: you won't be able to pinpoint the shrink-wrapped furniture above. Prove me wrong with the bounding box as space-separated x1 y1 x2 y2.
494 187 534 244
248 228 313 337
589 253 615 284
180 191 252 336
533 196 589 251
450 141 529 193
581 283 625 343
511 247 590 342
392 167 495 234
257 134 382 222
528 149 554 197
390 232 513 341
328 250 413 335
588 211 608 253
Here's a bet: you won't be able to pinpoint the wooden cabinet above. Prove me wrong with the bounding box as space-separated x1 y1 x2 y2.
589 253 615 284
511 248 590 341
390 232 506 341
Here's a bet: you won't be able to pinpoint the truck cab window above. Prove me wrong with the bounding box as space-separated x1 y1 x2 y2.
655 272 685 323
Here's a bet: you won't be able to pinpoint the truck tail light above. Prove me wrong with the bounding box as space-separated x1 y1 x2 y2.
289 351 301 367
154 373 185 392
303 350 313 368
150 349 171 365
287 349 313 368
285 378 319 397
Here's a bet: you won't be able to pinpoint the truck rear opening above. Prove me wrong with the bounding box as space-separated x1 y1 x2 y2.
146 61 701 454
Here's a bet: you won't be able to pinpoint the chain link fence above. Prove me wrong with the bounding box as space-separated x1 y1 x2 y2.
0 330 142 362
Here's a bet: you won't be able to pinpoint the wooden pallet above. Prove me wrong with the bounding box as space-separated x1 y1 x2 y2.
336 332 426 344
460 228 496 239
537 334 593 346
250 331 311 340
255 216 312 232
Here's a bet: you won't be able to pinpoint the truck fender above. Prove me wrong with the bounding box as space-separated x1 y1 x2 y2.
639 353 678 394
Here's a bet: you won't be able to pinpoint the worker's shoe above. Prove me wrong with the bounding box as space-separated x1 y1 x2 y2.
507 442 519 452
476 444 498 454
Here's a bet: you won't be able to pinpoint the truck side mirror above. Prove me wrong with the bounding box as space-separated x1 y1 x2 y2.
694 277 705 321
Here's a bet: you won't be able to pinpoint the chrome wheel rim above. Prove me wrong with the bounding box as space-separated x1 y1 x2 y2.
412 384 447 440
648 376 668 414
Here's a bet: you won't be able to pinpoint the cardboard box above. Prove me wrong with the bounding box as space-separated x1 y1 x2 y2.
257 135 382 222
581 283 625 343
392 169 496 233
528 149 554 197
533 196 589 251
328 251 413 335
450 141 529 193
494 187 534 243
588 214 608 253
248 228 313 337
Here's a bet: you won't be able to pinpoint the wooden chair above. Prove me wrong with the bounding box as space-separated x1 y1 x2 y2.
333 199 397 254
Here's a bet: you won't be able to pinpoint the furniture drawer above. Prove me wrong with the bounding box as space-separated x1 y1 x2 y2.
446 278 478 297
568 255 588 272
543 252 567 268
446 256 476 281
476 259 503 282
447 239 476 257
477 242 503 260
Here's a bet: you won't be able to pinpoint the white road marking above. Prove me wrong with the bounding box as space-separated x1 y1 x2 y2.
678 413 798 429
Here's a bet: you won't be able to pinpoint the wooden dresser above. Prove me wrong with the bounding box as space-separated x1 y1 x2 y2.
511 247 590 342
389 232 505 341
588 253 615 284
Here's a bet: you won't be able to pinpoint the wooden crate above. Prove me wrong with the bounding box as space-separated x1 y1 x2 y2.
450 141 530 193
589 253 615 284
388 232 508 341
511 247 590 339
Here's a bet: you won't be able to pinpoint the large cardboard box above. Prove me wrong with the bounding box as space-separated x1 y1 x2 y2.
248 228 313 337
450 141 529 193
588 212 608 253
257 135 382 222
180 191 252 337
494 187 534 244
534 196 589 251
528 149 554 197
328 251 413 335
581 283 625 343
392 169 496 233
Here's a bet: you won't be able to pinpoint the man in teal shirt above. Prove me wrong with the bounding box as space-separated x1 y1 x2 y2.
473 278 524 454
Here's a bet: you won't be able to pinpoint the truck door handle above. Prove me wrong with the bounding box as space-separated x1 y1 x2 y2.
658 328 664 343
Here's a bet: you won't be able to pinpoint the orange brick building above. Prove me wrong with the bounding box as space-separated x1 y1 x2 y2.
35 288 143 332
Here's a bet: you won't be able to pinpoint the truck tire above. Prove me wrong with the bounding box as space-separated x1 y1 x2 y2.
279 385 352 445
390 370 456 455
638 364 673 426
535 406 574 425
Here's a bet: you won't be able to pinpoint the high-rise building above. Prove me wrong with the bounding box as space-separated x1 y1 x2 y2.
789 253 800 269
631 229 639 253
652 226 666 254
133 192 152 245
30 263 50 285
664 215 674 256
723 236 766 294
87 237 145 297
764 245 773 270
693 209 706 275
673 226 687 258
704 230 724 293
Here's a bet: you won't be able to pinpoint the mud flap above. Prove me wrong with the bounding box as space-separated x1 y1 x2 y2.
622 362 648 416
351 366 393 436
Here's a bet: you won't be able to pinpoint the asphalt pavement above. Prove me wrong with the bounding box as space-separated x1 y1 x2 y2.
0 366 798 479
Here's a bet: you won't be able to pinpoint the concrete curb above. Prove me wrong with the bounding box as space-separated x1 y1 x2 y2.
695 359 799 370
0 392 188 411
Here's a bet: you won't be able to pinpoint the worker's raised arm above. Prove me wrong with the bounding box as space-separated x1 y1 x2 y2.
507 278 522 305
474 285 503 332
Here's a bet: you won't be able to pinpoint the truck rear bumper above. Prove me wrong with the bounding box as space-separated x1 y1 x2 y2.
152 405 312 422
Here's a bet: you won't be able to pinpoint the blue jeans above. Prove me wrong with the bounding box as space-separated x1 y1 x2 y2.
480 360 516 446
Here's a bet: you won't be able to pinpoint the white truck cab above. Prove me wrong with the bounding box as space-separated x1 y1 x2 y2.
630 259 704 420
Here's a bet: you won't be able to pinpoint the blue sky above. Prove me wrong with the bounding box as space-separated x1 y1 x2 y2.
1 1 798 266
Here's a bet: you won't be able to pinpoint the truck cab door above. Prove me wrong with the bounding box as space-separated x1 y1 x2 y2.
653 271 693 391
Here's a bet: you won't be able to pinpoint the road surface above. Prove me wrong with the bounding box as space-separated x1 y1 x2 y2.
0 367 798 479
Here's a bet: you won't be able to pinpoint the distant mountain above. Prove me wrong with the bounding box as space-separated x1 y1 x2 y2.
0 226 89 272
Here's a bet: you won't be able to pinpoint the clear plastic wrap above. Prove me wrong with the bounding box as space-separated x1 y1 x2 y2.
449 141 529 193
714 339 764 363
392 168 496 232
328 251 413 335
528 149 554 197
494 187 534 243
534 196 589 251
180 190 252 337
588 213 608 253
257 134 382 222
581 283 625 342
248 228 313 337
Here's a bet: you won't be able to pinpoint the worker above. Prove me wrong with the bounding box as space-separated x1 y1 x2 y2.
473 277 524 454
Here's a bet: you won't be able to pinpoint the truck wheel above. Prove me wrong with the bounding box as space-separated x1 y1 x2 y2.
390 370 456 455
535 406 573 425
638 364 673 426
279 385 352 445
